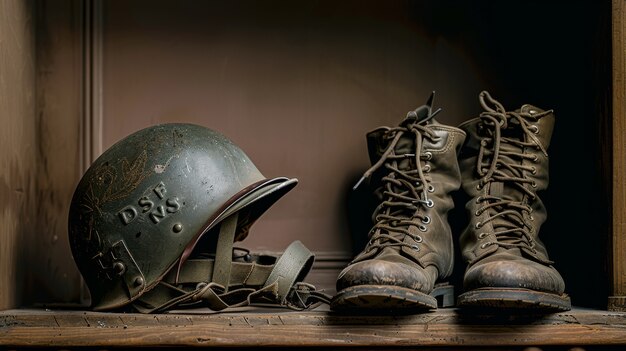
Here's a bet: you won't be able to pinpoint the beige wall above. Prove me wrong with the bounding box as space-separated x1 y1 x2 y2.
101 0 487 255
0 0 37 310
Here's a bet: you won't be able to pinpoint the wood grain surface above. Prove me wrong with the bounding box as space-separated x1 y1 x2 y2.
33 0 85 305
0 0 37 311
1 308 626 348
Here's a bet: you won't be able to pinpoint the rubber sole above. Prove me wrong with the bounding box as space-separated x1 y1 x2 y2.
456 288 571 312
330 283 454 312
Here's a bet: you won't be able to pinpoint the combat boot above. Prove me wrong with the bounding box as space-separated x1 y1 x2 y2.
457 91 571 311
332 93 466 311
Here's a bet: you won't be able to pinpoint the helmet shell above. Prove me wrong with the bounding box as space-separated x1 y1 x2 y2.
68 123 296 310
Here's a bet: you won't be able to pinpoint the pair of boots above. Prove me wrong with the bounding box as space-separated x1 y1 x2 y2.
332 91 570 312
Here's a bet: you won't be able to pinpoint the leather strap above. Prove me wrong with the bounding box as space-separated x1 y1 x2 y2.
212 213 238 291
131 238 329 313
165 257 274 285
261 240 314 304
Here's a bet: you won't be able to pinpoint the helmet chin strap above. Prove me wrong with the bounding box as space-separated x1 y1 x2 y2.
212 212 239 291
130 212 330 313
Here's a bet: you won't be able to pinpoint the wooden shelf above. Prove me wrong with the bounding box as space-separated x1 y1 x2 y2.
2 307 626 349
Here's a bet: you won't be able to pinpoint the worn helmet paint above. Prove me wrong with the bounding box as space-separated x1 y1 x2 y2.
68 123 296 310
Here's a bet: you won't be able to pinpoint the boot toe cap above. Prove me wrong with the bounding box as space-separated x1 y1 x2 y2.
464 254 565 294
336 260 433 293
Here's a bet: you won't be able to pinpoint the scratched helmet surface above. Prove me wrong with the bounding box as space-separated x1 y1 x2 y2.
68 123 297 310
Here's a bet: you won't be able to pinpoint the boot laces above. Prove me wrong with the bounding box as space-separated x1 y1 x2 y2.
475 91 552 251
355 108 441 253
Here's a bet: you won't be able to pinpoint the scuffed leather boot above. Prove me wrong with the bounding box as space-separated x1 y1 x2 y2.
456 91 571 311
332 93 466 311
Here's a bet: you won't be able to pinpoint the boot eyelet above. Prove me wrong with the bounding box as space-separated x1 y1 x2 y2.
531 167 537 175
531 181 537 188
421 216 431 224
475 222 482 229
423 151 433 160
411 245 420 252
474 210 482 216
427 184 435 193
478 233 487 239
532 155 539 162
476 184 483 190
529 125 539 134
475 197 483 204
426 199 434 208
423 164 431 172
414 236 423 243
480 242 491 249
418 225 427 232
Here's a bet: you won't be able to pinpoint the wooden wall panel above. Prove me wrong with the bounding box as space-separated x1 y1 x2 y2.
31 0 84 304
0 0 37 310
610 0 626 311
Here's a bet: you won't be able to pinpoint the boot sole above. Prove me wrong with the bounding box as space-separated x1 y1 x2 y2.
457 288 571 311
330 283 454 312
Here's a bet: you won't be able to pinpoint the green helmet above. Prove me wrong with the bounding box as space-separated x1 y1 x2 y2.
68 123 304 311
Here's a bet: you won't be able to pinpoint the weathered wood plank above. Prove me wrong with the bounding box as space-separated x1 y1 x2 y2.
0 0 37 311
33 0 84 305
1 308 626 347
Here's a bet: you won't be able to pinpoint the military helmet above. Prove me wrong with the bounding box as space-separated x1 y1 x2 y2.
68 123 298 311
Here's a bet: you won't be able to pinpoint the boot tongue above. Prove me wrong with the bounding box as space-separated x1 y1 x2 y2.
500 118 525 140
487 181 523 232
393 134 416 171
488 181 505 198
393 105 432 170
486 126 530 235
487 166 525 202
367 106 433 261
374 131 419 257
487 129 528 202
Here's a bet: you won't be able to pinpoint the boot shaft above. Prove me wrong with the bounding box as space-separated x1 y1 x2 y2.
458 91 555 265
367 121 467 199
352 96 465 278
